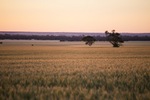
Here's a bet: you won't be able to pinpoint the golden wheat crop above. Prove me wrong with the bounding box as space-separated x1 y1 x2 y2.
0 41 150 100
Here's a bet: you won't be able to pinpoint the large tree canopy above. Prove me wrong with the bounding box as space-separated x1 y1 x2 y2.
105 30 124 47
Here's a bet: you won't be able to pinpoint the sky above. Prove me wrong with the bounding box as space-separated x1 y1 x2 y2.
0 0 150 33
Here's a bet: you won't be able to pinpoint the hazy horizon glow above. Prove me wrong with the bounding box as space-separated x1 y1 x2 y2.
0 0 150 33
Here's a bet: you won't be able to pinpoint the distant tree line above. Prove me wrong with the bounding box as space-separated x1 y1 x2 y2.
122 36 150 41
0 34 150 41
0 34 105 41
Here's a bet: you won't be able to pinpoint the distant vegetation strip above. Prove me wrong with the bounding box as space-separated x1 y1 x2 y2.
0 34 150 41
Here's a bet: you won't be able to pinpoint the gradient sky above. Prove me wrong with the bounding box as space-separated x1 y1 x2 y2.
0 0 150 32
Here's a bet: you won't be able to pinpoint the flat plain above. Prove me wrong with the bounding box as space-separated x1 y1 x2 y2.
0 41 150 100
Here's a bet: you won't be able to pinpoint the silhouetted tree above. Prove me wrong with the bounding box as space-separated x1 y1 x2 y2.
82 36 96 46
0 33 149 41
105 30 124 47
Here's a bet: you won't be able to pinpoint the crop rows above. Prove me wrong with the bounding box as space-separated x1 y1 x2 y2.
0 45 150 100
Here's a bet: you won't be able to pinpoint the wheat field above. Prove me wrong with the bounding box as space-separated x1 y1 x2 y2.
0 41 150 100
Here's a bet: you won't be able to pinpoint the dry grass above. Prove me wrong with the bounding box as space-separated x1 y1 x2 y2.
0 42 150 100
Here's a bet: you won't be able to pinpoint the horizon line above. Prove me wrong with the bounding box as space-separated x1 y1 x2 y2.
0 31 150 34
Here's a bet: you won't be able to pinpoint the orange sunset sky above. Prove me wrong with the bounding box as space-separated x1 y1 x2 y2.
0 0 150 33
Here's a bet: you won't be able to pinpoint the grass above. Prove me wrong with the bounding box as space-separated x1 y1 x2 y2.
0 42 150 100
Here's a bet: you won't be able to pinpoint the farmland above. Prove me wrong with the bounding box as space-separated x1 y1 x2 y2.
0 41 150 100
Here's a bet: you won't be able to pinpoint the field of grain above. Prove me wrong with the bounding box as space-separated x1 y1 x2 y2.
0 41 150 100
